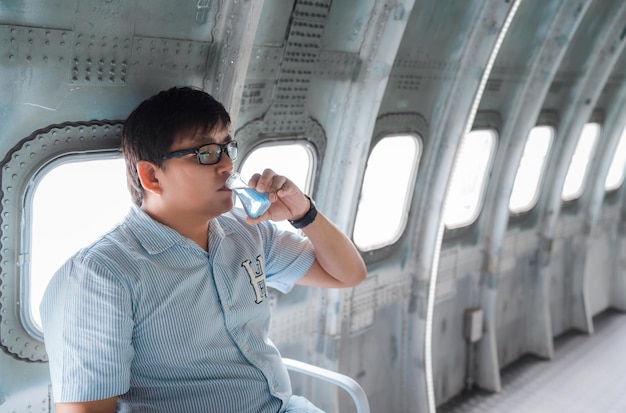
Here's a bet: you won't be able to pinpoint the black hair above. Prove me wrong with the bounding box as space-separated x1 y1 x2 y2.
121 86 231 206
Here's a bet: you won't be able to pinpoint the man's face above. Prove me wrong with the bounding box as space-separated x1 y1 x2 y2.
157 124 235 220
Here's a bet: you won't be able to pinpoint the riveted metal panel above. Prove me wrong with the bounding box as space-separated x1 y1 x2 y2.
246 45 284 80
0 25 73 114
69 33 132 85
1 25 71 69
128 36 214 86
312 50 360 81
293 0 331 22
346 274 378 333
70 0 134 86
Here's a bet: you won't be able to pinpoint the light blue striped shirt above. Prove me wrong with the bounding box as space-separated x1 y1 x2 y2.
40 205 316 412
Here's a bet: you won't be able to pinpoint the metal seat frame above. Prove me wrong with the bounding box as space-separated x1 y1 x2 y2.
282 358 370 413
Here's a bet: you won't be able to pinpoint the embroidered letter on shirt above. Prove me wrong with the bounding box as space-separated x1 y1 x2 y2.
241 255 267 304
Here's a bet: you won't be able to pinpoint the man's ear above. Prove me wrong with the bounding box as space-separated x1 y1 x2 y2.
136 160 163 195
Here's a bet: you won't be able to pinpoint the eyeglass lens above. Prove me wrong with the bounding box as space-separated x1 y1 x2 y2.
197 142 237 165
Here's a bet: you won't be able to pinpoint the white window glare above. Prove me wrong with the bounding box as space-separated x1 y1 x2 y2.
509 126 553 213
604 126 626 191
443 129 496 229
238 142 315 234
353 134 420 251
562 122 600 201
28 156 130 333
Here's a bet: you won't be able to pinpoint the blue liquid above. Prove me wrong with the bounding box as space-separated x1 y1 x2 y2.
233 187 271 219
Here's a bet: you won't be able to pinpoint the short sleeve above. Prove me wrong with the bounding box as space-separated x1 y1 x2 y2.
260 224 316 293
40 255 134 402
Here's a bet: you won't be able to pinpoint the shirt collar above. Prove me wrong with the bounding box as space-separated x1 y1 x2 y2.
127 204 225 254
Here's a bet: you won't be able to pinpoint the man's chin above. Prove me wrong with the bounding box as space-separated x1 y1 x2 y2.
216 198 234 215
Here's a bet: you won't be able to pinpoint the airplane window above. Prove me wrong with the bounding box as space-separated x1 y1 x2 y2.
604 126 626 191
562 122 600 201
509 126 554 213
238 141 316 234
26 156 130 336
443 129 496 229
353 134 420 251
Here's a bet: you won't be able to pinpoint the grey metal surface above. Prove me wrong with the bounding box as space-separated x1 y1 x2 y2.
1 1 626 412
439 310 626 413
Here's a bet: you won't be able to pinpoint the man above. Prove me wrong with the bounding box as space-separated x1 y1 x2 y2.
40 86 367 412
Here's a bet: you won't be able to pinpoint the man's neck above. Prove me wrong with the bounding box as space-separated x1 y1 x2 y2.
141 204 211 251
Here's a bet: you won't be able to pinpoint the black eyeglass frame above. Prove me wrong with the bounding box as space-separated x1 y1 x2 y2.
162 140 238 165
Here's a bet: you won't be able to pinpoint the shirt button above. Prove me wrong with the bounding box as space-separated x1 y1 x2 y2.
224 303 230 311
242 345 249 353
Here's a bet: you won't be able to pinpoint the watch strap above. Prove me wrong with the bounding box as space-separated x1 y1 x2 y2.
289 195 317 229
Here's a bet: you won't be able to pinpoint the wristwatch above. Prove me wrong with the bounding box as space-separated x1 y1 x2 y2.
289 195 317 229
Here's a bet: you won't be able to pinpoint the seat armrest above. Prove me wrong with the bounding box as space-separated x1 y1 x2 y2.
282 357 370 413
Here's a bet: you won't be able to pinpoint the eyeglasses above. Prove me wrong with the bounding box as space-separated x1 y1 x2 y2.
163 140 238 165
